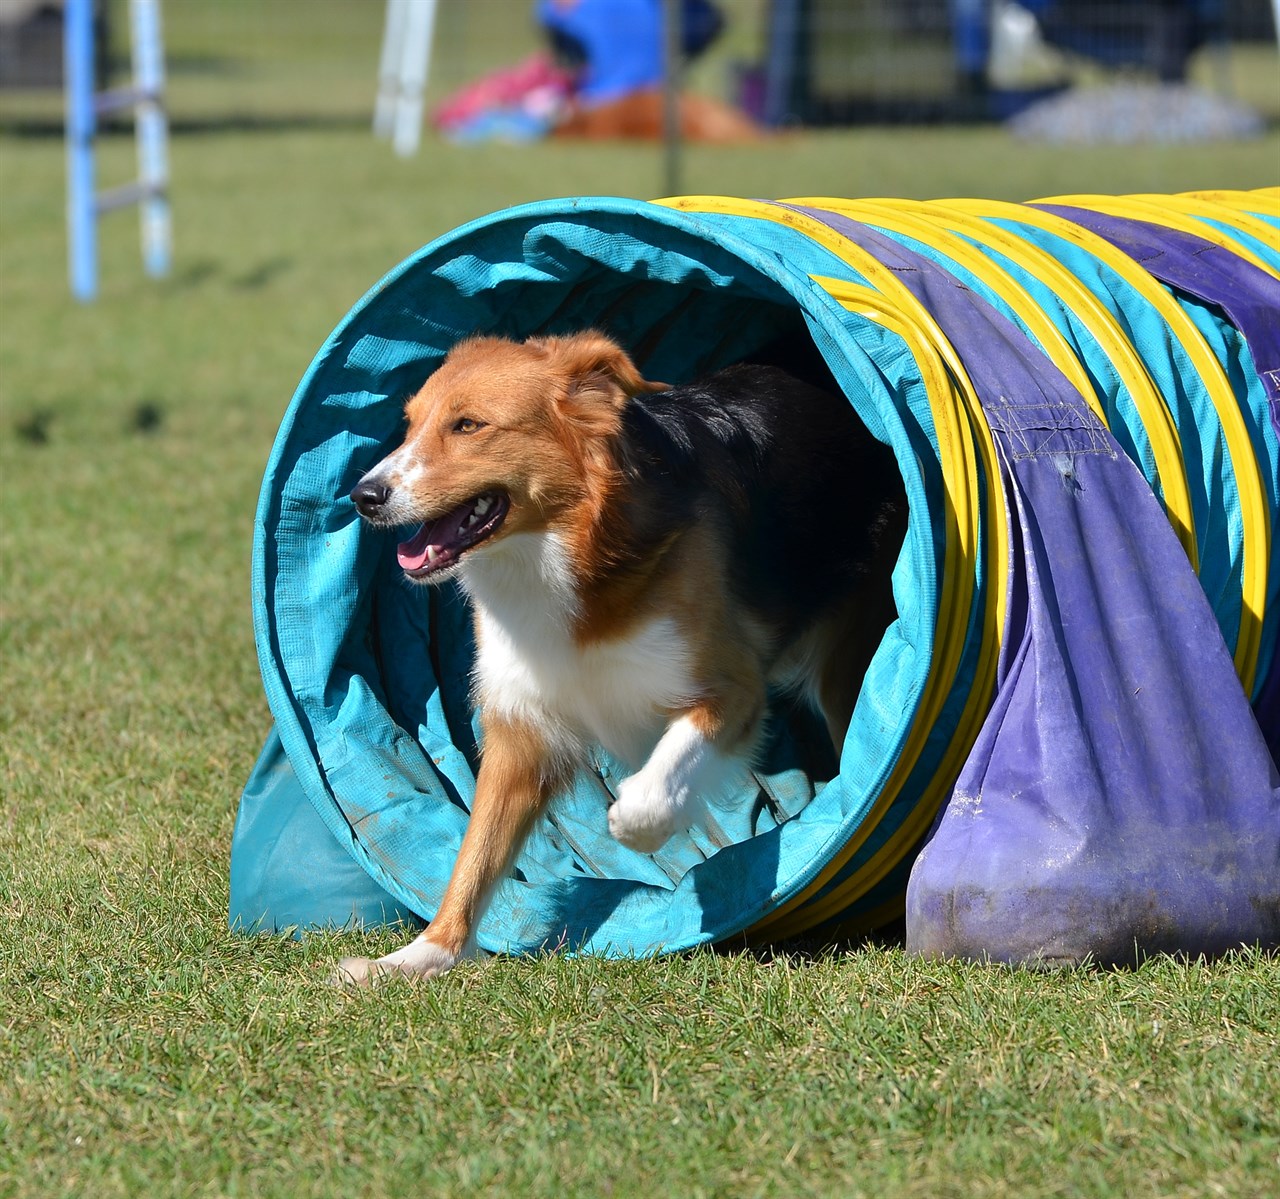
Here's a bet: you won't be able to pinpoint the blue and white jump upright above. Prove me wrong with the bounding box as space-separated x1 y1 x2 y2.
64 0 171 301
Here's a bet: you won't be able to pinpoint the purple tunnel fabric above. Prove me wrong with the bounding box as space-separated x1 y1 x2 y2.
1036 205 1280 754
792 205 1280 964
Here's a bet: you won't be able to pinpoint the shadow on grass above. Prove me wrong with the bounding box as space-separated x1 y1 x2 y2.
0 112 372 138
711 915 908 967
711 925 1280 972
164 256 293 292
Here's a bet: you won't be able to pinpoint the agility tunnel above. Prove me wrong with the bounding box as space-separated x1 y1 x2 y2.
231 189 1280 965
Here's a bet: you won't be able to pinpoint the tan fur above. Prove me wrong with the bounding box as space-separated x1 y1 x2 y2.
425 715 569 958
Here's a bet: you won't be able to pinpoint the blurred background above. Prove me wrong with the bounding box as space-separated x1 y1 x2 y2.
2 1 1276 317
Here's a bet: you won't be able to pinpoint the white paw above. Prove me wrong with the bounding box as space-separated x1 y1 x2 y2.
609 772 685 853
330 956 406 988
330 937 462 987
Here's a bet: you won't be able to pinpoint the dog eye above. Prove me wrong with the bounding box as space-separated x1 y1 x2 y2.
452 417 485 434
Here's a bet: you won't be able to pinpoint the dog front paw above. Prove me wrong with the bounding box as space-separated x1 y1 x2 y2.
609 774 682 853
330 937 462 987
331 956 397 988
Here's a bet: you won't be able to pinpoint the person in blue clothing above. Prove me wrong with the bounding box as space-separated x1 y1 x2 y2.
537 0 723 106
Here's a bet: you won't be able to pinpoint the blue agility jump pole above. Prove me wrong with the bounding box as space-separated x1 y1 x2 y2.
64 0 171 301
230 190 1280 966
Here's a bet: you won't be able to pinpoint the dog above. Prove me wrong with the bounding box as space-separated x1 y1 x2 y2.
337 331 906 983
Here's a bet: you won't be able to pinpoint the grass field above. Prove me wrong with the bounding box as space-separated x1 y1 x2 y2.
2 3 1279 1196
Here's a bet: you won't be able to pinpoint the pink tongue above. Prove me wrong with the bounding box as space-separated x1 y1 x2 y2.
396 501 472 570
396 524 438 571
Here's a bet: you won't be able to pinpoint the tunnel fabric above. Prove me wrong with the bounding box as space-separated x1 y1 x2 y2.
231 190 1279 964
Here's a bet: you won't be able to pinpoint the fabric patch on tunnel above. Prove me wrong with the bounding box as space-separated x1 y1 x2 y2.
982 392 1117 462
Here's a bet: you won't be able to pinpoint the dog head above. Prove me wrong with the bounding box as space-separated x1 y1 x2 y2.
349 332 666 583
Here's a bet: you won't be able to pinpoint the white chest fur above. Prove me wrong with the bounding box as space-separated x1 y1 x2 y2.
460 532 698 767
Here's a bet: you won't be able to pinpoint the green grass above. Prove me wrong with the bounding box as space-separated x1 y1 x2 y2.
2 3 1279 1196
5 942 1278 1199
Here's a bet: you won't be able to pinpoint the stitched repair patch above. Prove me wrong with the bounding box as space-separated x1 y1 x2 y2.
983 392 1116 462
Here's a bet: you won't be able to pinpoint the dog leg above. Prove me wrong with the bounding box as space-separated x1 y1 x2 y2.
609 690 761 853
816 650 858 758
813 551 903 756
334 716 563 986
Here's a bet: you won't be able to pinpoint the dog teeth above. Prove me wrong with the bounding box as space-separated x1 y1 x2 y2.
426 545 440 564
461 496 492 531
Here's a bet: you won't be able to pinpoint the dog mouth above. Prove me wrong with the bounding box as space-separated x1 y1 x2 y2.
396 491 510 579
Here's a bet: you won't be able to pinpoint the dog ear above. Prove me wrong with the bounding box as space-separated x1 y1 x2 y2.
533 332 669 413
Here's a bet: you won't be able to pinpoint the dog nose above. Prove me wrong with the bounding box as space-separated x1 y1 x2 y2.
350 478 391 517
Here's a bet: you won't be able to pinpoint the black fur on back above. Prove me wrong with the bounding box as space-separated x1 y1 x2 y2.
614 363 906 643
